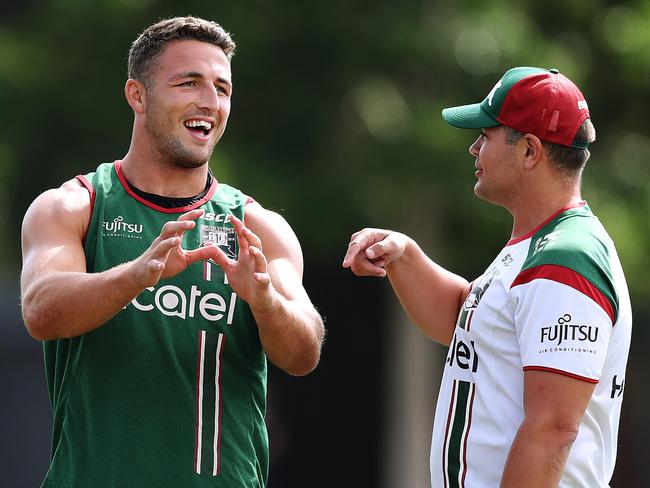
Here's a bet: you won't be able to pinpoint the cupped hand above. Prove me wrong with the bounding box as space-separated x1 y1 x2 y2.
132 209 217 287
205 215 276 312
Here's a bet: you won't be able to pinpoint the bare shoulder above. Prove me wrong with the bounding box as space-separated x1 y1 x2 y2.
244 202 300 246
244 201 303 265
23 178 92 241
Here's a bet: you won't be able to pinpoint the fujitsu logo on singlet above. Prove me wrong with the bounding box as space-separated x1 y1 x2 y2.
102 216 144 239
540 314 599 346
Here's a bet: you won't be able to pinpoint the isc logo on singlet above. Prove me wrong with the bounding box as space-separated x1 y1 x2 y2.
128 284 237 323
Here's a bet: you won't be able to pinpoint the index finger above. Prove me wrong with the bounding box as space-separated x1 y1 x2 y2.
177 208 205 222
228 214 250 252
342 233 371 268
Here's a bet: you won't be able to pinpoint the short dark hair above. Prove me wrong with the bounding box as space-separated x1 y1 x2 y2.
128 16 236 88
504 119 596 177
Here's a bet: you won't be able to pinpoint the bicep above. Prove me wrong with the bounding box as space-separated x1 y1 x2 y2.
523 370 595 430
245 203 308 302
21 184 90 290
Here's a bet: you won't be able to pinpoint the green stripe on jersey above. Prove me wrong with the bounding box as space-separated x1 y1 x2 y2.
445 380 475 488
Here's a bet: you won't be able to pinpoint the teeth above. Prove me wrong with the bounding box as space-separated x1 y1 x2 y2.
185 120 212 130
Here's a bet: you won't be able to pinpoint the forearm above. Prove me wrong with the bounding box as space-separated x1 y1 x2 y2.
500 421 577 488
386 237 468 345
21 263 143 340
252 289 324 376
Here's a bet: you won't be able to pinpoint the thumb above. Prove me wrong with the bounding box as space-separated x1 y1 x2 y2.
203 243 234 270
365 241 387 260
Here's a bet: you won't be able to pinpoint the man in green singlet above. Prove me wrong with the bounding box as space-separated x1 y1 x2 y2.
20 16 325 487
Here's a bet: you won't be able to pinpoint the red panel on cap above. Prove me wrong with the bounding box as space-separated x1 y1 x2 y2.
496 72 589 147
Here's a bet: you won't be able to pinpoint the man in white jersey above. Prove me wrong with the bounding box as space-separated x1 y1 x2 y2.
342 67 631 487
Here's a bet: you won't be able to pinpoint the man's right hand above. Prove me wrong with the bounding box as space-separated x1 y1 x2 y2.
342 226 469 345
131 209 217 287
342 228 408 277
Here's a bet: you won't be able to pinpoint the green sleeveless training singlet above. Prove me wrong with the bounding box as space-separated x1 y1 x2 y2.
42 162 268 487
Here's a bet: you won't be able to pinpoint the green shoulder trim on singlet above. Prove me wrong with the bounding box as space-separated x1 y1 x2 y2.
518 204 619 321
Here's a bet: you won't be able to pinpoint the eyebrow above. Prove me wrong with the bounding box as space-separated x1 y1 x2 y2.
169 71 232 87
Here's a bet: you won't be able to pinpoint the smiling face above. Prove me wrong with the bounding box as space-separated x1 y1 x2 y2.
142 39 232 169
468 126 523 207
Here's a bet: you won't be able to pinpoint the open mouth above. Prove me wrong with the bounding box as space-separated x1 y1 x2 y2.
184 119 213 137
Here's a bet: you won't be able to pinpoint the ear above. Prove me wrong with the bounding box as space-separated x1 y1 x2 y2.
125 79 146 113
522 134 543 170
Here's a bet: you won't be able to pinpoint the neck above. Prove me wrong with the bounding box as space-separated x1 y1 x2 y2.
121 134 210 198
508 188 583 240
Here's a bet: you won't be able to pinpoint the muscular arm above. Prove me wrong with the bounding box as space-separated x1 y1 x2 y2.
500 370 595 488
343 229 469 345
209 203 324 376
21 179 217 340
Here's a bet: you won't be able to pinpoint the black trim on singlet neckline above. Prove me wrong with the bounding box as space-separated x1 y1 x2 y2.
126 172 213 209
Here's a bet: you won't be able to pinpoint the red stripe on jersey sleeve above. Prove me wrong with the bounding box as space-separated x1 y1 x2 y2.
511 264 615 324
524 365 598 384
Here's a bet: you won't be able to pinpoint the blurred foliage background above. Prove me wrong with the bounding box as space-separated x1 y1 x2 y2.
1 0 648 486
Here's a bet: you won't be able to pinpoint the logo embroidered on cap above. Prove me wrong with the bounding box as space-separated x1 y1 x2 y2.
578 100 588 110
487 80 502 106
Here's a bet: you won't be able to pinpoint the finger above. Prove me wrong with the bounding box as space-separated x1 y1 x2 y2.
202 243 234 270
351 257 387 277
342 233 372 267
159 220 196 239
252 271 271 286
229 215 250 252
148 260 165 273
177 208 205 222
151 236 181 260
365 241 389 260
185 243 229 267
349 228 380 242
343 241 366 268
242 226 262 250
249 245 268 274
230 214 262 249
348 246 388 276
342 242 359 268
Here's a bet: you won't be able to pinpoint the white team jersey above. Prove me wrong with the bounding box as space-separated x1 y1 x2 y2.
430 202 632 488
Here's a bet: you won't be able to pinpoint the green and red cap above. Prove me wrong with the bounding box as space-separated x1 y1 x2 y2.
442 67 590 149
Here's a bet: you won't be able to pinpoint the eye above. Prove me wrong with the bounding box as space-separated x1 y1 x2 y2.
216 85 230 96
179 80 196 87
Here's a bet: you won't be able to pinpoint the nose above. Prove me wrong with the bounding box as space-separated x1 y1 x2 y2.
469 134 483 157
198 84 220 113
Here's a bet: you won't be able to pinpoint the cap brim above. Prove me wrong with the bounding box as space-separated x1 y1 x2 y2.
442 103 500 129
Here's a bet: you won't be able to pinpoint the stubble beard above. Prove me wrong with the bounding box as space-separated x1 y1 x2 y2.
145 117 217 169
474 174 521 209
